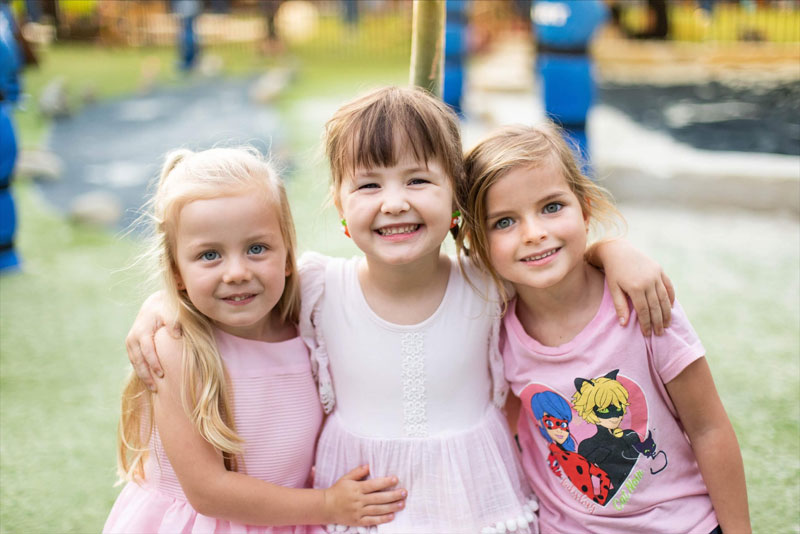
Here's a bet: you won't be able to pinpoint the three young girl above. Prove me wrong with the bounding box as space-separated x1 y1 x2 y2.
458 124 750 533
113 87 736 533
105 148 406 533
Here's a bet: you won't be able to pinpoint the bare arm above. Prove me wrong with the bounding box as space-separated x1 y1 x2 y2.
586 239 675 336
152 329 406 527
665 357 751 534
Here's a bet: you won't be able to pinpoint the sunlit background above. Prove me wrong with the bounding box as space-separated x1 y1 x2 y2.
0 0 798 532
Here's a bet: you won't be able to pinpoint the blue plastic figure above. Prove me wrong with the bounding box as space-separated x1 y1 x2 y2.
0 0 21 272
443 0 468 116
532 0 607 165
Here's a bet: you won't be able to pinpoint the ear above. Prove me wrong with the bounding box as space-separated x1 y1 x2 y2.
604 369 619 381
574 377 591 393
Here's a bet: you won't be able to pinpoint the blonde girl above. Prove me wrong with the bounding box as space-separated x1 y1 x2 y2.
126 88 674 534
105 148 406 534
458 123 750 533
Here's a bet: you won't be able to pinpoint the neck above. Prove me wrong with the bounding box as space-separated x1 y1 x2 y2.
514 261 605 346
215 312 295 343
361 248 444 294
358 248 451 325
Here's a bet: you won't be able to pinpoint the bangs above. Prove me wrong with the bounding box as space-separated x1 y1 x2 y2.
347 101 439 174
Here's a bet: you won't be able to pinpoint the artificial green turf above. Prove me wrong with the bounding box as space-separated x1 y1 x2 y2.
2 18 799 534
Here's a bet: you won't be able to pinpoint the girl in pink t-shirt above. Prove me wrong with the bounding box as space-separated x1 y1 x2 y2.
457 124 750 534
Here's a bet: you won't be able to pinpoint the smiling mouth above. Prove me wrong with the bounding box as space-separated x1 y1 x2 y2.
223 294 256 302
376 224 420 236
521 248 560 262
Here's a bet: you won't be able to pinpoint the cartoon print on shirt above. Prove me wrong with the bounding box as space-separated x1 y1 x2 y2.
572 369 654 500
628 430 668 475
530 391 612 505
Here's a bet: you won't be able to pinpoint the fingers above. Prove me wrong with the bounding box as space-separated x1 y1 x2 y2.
340 464 371 481
656 277 672 330
127 334 157 392
141 332 164 380
662 272 676 305
629 291 651 337
168 319 182 339
361 501 405 521
364 488 406 506
359 476 399 494
645 287 665 336
609 282 631 327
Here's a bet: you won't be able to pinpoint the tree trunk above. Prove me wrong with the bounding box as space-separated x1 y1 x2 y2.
409 0 445 97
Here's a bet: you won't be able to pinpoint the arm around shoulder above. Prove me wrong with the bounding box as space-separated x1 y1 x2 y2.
150 329 405 527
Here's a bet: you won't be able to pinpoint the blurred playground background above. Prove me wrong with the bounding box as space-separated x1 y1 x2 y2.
0 0 798 532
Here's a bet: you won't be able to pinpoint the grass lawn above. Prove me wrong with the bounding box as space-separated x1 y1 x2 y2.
1 25 799 534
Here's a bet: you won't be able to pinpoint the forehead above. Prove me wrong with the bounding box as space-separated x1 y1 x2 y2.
176 194 281 241
486 161 569 204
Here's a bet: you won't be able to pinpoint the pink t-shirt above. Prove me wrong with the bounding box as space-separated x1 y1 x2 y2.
502 281 718 534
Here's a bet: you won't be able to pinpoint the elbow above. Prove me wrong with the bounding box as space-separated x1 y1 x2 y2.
184 486 222 517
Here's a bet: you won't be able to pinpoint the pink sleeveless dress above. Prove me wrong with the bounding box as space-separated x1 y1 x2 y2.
104 330 324 534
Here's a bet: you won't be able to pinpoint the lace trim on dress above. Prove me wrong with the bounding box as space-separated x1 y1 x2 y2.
401 332 428 438
325 497 539 534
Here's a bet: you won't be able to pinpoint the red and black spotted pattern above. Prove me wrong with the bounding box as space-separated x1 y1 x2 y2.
548 442 612 505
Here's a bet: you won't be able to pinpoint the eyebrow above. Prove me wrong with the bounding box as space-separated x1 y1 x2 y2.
486 191 569 220
187 234 276 249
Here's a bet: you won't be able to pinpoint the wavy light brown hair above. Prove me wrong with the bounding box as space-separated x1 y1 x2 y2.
117 147 300 482
324 86 464 222
457 123 624 303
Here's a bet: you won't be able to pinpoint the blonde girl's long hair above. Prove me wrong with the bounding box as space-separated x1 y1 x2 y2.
117 147 301 482
457 123 625 304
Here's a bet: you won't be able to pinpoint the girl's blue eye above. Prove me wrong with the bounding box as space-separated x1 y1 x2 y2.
543 203 563 214
248 244 267 255
495 217 513 230
201 251 219 261
409 178 429 185
357 183 379 190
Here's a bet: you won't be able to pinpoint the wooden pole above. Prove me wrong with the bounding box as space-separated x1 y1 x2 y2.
409 0 445 97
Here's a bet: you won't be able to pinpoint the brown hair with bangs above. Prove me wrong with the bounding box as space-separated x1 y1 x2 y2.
325 86 464 212
457 123 624 303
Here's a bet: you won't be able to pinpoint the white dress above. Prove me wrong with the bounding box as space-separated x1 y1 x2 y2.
299 253 538 534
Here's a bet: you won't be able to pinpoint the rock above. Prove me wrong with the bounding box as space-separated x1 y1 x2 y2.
14 149 63 181
69 190 123 227
199 53 224 77
38 78 71 118
249 66 294 104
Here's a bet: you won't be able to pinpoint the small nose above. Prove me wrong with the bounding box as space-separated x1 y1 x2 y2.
380 186 410 215
222 256 252 284
521 216 547 244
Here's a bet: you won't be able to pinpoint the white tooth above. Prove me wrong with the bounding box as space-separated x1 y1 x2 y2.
380 224 416 236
